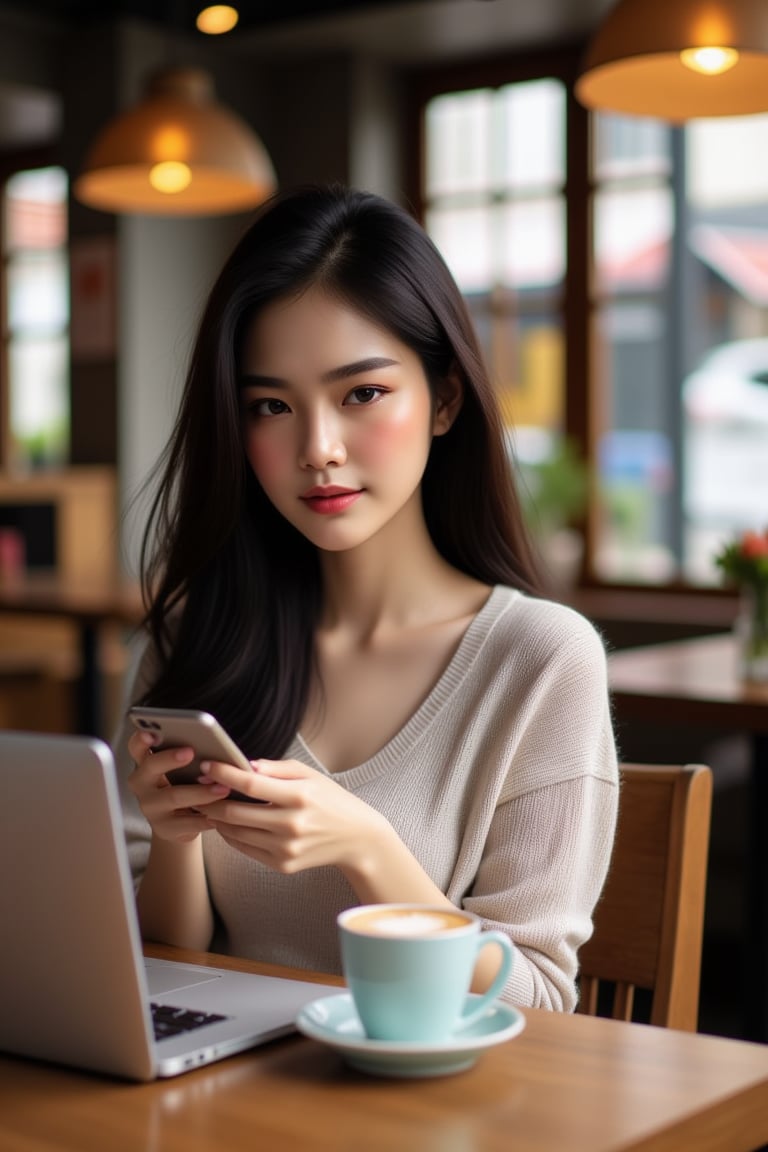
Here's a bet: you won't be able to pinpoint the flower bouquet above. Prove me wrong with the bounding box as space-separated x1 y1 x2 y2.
714 529 768 683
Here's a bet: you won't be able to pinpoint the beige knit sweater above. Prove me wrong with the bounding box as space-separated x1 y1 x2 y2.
115 585 619 1012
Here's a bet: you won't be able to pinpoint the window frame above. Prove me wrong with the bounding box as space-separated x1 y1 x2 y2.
404 45 740 608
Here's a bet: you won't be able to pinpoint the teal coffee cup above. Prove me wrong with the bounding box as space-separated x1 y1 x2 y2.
337 903 514 1043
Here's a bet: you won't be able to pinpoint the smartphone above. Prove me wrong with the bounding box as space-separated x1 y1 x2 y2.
128 706 264 803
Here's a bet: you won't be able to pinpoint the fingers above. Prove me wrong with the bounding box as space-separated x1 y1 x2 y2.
127 727 157 763
251 757 313 780
199 757 314 805
129 733 194 789
198 759 273 804
127 730 232 845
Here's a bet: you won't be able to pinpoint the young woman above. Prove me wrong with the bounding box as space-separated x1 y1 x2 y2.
116 184 618 1011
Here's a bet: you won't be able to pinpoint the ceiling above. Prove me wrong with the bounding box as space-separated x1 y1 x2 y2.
0 0 611 61
2 1 465 35
0 0 611 147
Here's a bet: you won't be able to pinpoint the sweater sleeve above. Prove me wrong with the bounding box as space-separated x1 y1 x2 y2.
462 776 617 1010
111 634 157 887
459 604 619 1011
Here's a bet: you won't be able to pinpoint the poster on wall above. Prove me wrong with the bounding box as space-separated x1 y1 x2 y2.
70 235 116 361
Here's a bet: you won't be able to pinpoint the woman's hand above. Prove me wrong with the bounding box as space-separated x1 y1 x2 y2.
192 757 463 945
198 757 391 878
126 728 233 845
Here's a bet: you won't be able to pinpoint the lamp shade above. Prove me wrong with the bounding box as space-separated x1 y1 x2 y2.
575 0 768 122
74 67 276 216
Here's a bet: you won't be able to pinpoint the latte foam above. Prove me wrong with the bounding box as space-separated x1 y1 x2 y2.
345 907 469 937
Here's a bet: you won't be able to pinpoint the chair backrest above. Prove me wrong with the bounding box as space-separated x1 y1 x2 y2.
577 762 713 1031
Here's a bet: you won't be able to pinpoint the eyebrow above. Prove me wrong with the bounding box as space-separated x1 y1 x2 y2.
239 356 399 389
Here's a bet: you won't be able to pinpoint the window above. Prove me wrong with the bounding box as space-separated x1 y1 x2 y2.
591 116 675 582
2 165 69 471
591 112 768 586
423 79 567 463
415 56 768 590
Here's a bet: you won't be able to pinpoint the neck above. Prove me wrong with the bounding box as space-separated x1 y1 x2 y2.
317 500 472 641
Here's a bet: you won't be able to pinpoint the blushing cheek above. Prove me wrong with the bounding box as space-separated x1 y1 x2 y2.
245 432 287 489
360 403 430 465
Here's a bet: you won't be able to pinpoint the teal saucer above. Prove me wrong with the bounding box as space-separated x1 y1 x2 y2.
295 992 525 1078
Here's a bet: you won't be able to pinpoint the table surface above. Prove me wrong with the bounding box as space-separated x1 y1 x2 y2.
0 571 144 626
2 945 768 1152
608 632 768 731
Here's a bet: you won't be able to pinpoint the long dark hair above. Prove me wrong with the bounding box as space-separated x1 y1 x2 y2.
139 184 544 757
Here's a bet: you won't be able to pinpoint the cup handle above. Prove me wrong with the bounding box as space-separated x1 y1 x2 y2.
453 930 514 1032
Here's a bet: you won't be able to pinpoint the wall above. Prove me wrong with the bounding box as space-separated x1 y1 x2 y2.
0 8 61 89
118 210 248 573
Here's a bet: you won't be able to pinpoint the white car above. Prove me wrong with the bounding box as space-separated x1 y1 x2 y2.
684 337 768 529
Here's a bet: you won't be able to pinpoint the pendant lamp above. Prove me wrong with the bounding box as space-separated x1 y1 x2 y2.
575 0 768 122
74 67 276 216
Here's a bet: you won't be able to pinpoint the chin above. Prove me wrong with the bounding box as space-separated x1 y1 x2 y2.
302 522 380 553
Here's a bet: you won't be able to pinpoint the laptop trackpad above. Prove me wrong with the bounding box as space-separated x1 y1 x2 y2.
144 958 222 995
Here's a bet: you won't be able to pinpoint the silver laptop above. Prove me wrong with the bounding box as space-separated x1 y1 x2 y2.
0 730 335 1081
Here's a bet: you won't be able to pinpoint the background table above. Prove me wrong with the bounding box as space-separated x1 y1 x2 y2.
2 945 768 1152
608 633 768 1042
0 573 143 736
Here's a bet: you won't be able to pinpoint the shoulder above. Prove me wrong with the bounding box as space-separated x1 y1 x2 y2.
481 590 617 799
485 586 609 675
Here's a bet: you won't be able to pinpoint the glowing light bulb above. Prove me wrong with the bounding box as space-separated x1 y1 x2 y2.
149 161 192 194
680 46 739 75
196 5 239 34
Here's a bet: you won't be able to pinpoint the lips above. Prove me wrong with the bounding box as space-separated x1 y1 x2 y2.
300 486 363 515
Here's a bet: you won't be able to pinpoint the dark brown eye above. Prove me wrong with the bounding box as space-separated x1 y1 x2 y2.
248 398 290 417
346 386 384 406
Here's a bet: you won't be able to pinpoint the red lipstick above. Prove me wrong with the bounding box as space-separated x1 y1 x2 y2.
300 486 362 515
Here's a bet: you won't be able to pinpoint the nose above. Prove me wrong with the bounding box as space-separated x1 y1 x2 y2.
298 408 347 470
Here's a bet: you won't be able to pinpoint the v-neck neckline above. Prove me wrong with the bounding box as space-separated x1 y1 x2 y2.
292 584 516 783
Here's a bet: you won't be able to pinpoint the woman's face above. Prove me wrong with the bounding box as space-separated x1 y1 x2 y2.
240 286 457 553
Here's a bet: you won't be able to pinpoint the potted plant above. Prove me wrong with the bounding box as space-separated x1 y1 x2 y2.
518 437 588 590
715 528 768 683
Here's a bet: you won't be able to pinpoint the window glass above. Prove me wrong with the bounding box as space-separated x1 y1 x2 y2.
7 252 69 332
4 166 67 250
9 337 69 468
592 167 676 582
687 116 768 207
2 166 69 470
593 114 671 181
592 186 673 297
425 205 494 292
594 300 675 582
424 79 567 495
497 79 564 190
682 114 768 583
425 89 494 196
591 111 768 586
420 65 768 589
500 198 565 289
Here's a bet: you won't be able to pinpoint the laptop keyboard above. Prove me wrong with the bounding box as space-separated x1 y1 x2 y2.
151 1002 230 1040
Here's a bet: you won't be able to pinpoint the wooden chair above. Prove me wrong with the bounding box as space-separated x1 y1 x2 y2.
577 762 713 1031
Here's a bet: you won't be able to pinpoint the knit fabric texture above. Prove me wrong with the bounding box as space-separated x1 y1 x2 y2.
115 586 619 1011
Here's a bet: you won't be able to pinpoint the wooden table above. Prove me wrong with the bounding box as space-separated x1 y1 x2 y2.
1 945 768 1152
608 633 768 1042
0 573 143 736
608 633 768 730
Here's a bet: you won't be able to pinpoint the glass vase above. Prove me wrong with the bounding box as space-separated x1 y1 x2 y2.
735 583 768 684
